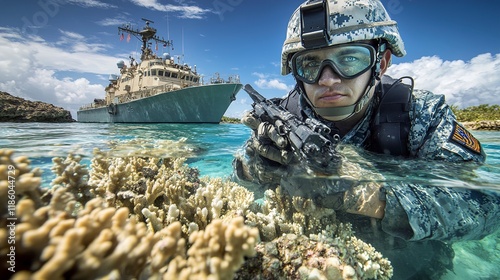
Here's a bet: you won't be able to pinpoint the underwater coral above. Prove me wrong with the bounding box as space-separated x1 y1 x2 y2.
0 142 393 280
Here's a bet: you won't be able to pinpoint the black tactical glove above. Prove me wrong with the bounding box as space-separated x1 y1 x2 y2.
242 110 295 165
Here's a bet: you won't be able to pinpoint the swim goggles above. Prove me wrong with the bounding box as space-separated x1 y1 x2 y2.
291 43 376 84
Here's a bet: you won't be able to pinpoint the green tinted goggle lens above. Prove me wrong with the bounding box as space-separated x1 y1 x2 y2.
292 44 376 84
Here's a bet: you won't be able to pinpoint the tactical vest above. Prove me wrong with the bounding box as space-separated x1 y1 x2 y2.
278 75 412 157
369 75 412 157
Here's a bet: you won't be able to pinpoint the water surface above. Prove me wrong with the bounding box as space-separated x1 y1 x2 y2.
1 122 499 279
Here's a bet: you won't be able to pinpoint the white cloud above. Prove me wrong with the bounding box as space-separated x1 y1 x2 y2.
252 72 294 92
255 78 292 91
1 69 104 119
0 28 119 74
387 53 500 108
66 0 117 9
96 15 130 27
129 0 211 19
0 27 119 118
239 97 248 105
55 30 110 53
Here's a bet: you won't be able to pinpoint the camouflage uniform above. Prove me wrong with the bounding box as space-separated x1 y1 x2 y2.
279 0 500 242
235 79 499 240
233 81 500 279
234 0 500 278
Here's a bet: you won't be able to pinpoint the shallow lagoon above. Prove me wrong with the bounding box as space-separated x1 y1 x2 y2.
1 122 499 279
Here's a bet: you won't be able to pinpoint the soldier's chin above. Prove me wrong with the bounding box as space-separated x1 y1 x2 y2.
322 114 351 122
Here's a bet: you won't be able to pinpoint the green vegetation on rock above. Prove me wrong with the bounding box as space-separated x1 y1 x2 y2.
451 104 500 122
221 116 241 124
221 103 500 126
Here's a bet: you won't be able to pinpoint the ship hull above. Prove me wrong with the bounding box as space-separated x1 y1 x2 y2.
77 83 242 123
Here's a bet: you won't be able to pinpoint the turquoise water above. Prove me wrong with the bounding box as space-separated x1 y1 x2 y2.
2 122 498 189
1 122 251 185
1 122 499 278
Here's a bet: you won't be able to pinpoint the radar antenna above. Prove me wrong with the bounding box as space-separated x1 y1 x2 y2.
118 18 173 60
141 18 154 24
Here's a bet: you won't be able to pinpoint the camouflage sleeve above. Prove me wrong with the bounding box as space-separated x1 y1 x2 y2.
380 89 498 241
381 184 500 242
408 89 486 162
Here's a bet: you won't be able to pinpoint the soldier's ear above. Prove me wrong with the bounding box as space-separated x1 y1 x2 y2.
379 49 392 76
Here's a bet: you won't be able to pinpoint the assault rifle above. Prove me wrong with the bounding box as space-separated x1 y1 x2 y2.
243 84 340 173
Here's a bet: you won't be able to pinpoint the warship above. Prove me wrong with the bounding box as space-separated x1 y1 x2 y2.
77 19 242 123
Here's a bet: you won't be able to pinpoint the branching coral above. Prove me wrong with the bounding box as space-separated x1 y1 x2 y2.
245 186 337 241
0 147 392 280
241 186 393 279
0 149 44 216
164 217 259 280
1 148 259 279
9 196 182 279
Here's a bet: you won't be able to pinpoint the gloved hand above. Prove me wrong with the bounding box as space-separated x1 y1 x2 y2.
240 111 386 219
232 110 294 187
242 110 294 165
343 182 386 219
280 146 387 219
284 178 385 219
333 146 387 219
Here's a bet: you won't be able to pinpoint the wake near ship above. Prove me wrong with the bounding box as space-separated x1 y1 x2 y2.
77 18 242 123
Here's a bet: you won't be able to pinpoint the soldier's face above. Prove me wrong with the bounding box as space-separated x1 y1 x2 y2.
302 66 374 114
300 46 391 121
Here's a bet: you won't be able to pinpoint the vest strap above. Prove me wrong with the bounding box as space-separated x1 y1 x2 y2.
369 76 412 156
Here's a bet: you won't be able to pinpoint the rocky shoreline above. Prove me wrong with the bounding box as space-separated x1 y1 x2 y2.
1 91 498 129
0 91 74 122
461 121 500 131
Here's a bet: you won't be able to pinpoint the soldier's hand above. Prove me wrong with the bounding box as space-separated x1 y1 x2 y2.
242 111 293 165
312 182 385 219
343 183 385 219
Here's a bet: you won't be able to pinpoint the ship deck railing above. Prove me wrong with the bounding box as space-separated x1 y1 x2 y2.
79 74 241 111
79 83 184 110
209 74 240 85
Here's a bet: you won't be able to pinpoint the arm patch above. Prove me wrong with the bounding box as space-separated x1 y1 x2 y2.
449 121 482 154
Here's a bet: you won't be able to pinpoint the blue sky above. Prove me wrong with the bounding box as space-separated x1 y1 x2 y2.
1 0 499 119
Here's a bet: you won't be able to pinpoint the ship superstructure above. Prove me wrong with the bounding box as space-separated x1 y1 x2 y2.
77 19 241 123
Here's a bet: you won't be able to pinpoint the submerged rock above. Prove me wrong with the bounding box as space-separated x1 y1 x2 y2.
0 91 74 122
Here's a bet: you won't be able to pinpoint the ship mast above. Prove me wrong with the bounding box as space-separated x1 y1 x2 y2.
118 18 173 61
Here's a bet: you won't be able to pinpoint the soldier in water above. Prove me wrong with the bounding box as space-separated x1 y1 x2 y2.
233 0 500 278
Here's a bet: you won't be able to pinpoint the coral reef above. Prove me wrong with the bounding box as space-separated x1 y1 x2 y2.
1 145 392 279
240 187 392 279
236 231 392 280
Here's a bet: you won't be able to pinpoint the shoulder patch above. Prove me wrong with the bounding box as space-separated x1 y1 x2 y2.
449 121 482 154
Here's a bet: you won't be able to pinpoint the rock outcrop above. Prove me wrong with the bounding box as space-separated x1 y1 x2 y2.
0 91 74 122
462 121 500 131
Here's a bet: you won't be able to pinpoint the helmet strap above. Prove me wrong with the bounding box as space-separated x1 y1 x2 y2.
371 39 387 86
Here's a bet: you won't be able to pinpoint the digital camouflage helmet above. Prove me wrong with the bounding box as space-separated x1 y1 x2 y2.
281 0 406 76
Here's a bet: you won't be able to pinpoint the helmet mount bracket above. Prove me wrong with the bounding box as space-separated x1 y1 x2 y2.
371 39 387 86
300 0 330 49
